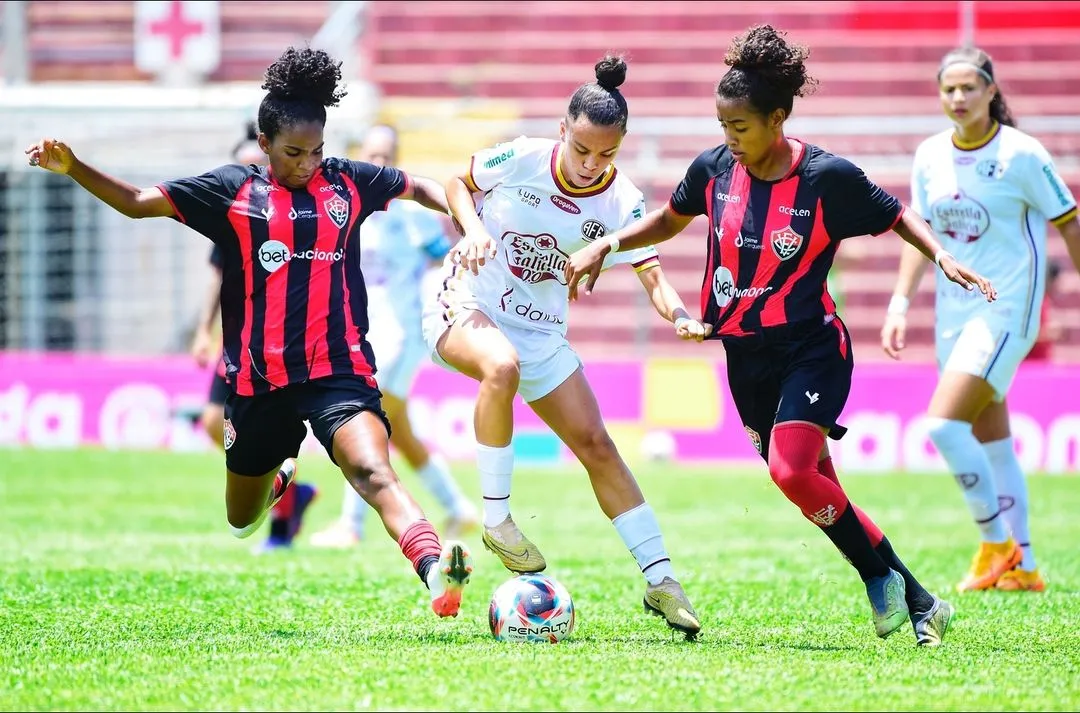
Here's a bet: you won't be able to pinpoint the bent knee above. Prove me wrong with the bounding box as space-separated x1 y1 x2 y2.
768 460 814 491
925 417 973 450
481 355 521 393
572 428 621 467
340 457 397 493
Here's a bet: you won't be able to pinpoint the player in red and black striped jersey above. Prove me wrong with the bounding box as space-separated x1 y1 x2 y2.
26 47 473 619
187 128 321 555
567 25 998 646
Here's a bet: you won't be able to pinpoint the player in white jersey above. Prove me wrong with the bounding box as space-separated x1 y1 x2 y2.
881 47 1080 593
310 125 479 549
423 56 705 639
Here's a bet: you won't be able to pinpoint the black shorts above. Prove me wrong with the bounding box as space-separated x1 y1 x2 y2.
207 371 231 407
223 375 390 476
723 316 853 464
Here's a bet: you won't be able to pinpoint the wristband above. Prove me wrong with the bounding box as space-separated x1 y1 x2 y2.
607 236 621 253
887 294 910 316
933 249 953 267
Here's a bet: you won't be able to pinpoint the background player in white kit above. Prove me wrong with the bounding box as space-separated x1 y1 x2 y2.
310 124 479 549
881 46 1080 593
423 56 706 638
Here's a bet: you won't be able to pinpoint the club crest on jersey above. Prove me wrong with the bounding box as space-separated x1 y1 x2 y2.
580 219 607 242
223 419 236 450
323 194 349 229
744 426 762 453
503 231 569 285
770 226 804 261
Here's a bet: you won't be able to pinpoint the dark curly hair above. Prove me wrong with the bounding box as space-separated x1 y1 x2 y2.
257 47 347 140
716 25 817 119
567 54 630 133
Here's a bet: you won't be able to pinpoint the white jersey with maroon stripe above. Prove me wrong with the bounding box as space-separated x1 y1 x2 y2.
911 122 1077 338
462 136 659 336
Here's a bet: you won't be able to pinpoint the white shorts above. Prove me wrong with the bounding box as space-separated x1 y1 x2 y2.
936 316 1036 402
421 260 581 403
367 302 426 400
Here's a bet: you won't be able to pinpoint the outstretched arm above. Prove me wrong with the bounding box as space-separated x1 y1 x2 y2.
636 263 711 342
399 173 451 215
566 204 695 300
26 138 175 219
880 238 931 360
892 208 995 299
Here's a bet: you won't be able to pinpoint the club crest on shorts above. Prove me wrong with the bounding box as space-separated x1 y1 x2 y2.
770 225 804 261
323 194 350 229
223 418 237 450
744 426 762 453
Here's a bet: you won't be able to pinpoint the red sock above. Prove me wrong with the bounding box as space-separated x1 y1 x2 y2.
270 474 295 519
819 456 884 546
398 520 442 575
768 423 851 525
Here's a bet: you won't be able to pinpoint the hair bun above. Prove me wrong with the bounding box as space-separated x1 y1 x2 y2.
594 55 628 91
261 47 347 108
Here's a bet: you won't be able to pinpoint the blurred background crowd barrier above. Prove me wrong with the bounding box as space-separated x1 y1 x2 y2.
2 1 1078 466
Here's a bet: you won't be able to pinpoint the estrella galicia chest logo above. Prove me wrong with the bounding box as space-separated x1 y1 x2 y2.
504 231 569 284
323 194 350 229
580 220 606 242
930 189 990 243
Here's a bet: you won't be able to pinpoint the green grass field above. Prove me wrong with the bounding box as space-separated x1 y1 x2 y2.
3 448 1080 711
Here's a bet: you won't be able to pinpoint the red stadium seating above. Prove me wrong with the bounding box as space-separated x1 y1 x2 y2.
360 0 1080 362
19 1 1080 361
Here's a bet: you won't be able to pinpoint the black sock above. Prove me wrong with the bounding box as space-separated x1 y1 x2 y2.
876 537 936 615
417 554 440 587
268 516 290 541
820 505 890 582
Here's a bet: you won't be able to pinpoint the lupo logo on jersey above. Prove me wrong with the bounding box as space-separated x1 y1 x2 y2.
930 190 990 243
258 240 345 274
550 195 581 214
504 231 570 285
712 266 772 307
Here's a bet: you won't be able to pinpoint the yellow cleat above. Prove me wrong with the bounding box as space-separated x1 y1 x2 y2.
995 567 1045 592
913 597 954 647
482 515 547 574
644 577 702 640
956 538 1022 592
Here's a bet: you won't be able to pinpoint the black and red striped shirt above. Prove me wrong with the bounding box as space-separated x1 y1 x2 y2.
669 140 903 339
161 159 409 395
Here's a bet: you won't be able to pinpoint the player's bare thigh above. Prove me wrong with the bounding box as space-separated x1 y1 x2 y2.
972 398 1012 443
927 371 996 424
435 309 520 384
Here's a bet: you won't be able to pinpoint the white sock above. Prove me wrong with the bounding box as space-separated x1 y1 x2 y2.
612 503 675 585
984 436 1036 569
477 442 513 528
927 417 1009 542
342 480 367 538
417 453 473 518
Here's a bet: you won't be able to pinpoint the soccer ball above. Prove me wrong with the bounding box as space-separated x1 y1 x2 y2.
640 429 677 462
488 573 576 643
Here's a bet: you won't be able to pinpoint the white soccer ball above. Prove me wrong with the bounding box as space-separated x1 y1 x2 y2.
640 429 677 462
488 573 576 643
